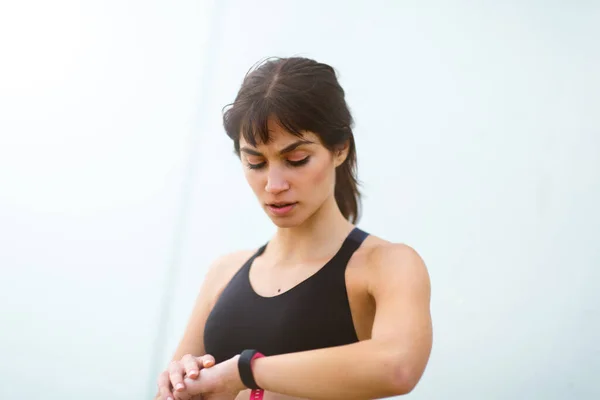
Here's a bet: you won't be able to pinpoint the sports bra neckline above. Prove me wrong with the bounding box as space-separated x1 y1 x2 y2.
245 227 367 299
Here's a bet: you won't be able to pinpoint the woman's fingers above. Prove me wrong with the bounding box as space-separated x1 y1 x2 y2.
158 370 175 400
174 389 194 400
197 354 215 369
181 354 216 380
169 360 186 392
182 354 201 379
162 353 216 400
158 354 215 400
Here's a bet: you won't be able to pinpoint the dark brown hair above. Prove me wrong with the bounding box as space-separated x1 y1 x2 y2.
222 56 361 223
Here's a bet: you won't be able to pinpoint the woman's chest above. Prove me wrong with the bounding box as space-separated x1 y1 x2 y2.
247 254 375 339
204 259 375 362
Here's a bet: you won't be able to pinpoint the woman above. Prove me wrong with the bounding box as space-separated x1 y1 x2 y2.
155 57 432 400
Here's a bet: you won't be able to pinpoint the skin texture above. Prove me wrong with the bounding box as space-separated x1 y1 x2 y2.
156 120 433 400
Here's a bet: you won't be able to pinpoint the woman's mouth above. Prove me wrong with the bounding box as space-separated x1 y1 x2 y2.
266 202 297 216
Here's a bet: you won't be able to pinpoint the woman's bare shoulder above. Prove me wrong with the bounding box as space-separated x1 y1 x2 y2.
352 233 426 274
210 248 258 273
203 248 259 297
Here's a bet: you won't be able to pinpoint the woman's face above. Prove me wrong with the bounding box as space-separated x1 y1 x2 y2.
239 119 344 228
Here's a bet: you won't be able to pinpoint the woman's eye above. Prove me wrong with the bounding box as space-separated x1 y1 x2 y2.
287 156 310 167
245 156 310 170
246 161 266 170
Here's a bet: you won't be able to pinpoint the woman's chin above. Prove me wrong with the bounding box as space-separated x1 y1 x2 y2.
269 216 302 228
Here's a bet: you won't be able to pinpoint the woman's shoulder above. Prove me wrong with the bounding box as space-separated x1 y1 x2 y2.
347 233 430 303
204 248 259 286
194 247 261 309
353 233 428 278
211 248 259 269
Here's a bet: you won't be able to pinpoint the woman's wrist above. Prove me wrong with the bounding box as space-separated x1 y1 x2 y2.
227 354 245 393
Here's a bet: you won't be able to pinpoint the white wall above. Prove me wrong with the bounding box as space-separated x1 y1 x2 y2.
1 1 598 399
0 0 217 398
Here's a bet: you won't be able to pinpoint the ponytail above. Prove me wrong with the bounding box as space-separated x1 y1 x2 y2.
334 136 361 223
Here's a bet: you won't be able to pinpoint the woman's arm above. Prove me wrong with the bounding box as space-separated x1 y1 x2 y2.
249 243 432 399
155 251 254 400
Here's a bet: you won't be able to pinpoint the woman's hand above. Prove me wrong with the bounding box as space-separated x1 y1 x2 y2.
173 355 245 400
157 354 216 400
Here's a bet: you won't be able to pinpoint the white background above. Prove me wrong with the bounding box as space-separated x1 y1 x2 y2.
1 1 598 399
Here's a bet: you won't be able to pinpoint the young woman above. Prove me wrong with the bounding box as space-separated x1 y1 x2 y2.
155 57 432 400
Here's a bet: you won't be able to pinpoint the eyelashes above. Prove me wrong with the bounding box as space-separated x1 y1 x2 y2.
246 157 310 170
288 157 311 168
246 162 265 170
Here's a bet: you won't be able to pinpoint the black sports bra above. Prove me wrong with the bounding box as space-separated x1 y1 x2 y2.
203 227 369 363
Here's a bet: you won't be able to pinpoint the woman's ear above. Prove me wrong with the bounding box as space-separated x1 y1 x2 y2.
333 140 350 167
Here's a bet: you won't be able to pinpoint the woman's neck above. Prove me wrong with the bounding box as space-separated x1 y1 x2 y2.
267 197 355 265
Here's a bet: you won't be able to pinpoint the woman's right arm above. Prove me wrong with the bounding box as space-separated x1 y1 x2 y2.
155 250 254 400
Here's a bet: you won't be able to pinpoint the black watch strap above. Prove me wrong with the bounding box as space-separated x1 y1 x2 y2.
238 349 263 390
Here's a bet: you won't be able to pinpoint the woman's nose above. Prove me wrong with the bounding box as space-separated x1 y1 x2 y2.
265 169 290 193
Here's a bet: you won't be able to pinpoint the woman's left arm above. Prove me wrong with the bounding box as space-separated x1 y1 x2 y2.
249 243 433 399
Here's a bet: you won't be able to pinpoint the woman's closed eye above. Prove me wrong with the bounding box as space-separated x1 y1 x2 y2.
287 156 310 167
246 156 311 170
246 161 266 170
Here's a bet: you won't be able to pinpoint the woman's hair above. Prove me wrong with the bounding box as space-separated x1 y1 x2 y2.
222 56 361 223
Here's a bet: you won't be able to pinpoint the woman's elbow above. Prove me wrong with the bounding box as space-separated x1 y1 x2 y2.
386 361 425 396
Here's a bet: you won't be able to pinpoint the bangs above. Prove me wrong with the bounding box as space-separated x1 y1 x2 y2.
226 96 315 149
